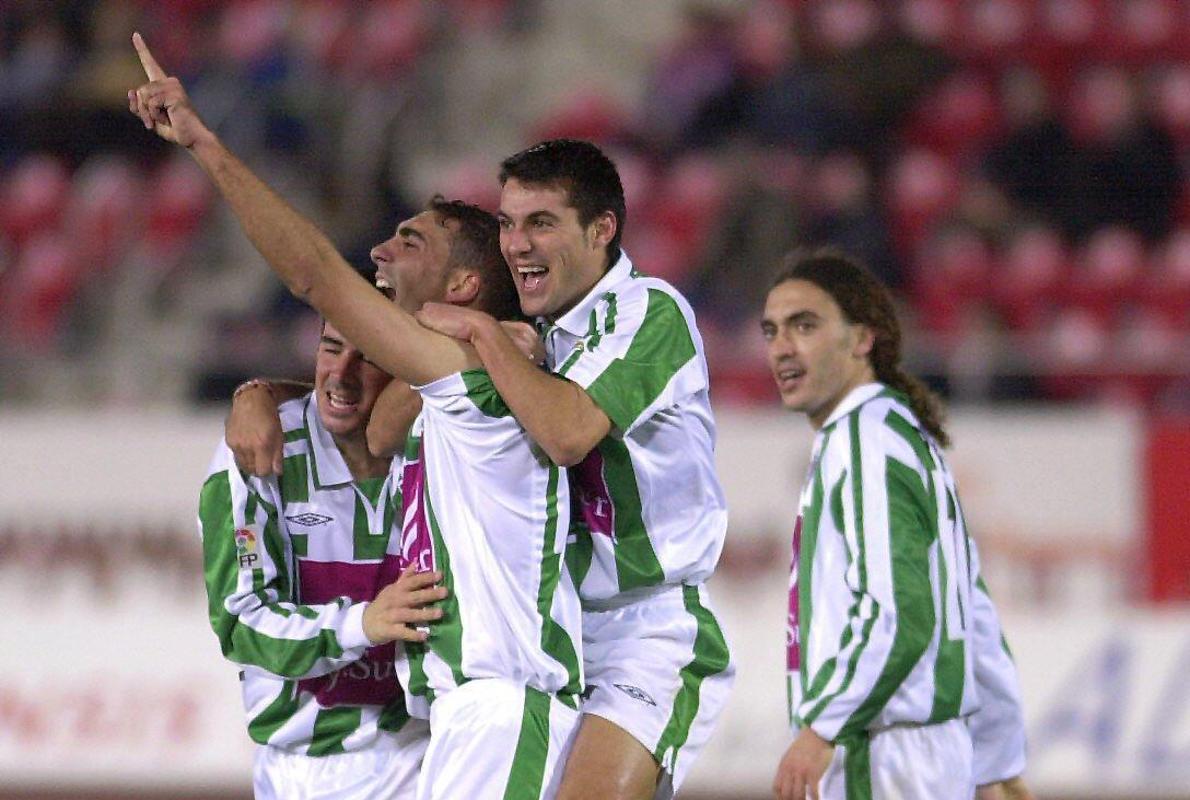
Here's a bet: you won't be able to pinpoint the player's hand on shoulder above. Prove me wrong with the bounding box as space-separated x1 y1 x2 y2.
127 32 211 148
501 321 545 365
362 566 448 645
226 381 284 476
772 726 833 800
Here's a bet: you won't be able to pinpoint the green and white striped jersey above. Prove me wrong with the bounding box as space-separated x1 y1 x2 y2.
789 383 979 742
544 253 728 604
396 369 583 704
198 395 416 755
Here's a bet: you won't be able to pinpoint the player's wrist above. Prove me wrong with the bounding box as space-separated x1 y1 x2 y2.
232 378 275 403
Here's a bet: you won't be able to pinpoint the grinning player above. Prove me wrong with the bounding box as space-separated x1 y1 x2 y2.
762 249 1031 799
416 139 734 800
130 34 583 799
198 314 440 799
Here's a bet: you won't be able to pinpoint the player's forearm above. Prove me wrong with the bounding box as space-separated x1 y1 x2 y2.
189 134 350 304
470 317 610 466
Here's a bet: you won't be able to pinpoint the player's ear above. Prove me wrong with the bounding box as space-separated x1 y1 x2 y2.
445 269 479 305
587 211 616 250
852 324 875 359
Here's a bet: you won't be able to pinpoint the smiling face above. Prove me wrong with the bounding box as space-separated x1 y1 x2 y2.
370 210 459 313
761 279 875 428
314 320 392 440
497 178 613 320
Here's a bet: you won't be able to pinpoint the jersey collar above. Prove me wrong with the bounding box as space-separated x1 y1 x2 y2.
819 382 886 431
548 250 635 337
302 395 354 488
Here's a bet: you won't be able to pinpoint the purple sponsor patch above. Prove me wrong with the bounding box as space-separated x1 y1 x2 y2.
398 447 435 573
570 448 615 539
296 556 404 706
298 643 401 707
787 515 802 672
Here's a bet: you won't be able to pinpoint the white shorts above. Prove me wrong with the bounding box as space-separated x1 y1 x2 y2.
818 718 974 800
416 678 581 800
581 583 735 797
253 718 430 800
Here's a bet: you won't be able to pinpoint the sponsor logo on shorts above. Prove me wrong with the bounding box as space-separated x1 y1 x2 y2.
286 512 334 527
613 683 657 707
234 528 259 569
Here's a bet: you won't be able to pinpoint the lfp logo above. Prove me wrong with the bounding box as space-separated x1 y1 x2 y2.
235 528 260 569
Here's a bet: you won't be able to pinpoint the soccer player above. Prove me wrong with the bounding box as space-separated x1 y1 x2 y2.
415 139 734 800
761 249 1031 799
131 35 582 799
199 315 441 799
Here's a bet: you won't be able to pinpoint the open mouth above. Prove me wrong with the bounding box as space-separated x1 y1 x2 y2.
325 390 359 414
775 366 806 390
516 265 549 292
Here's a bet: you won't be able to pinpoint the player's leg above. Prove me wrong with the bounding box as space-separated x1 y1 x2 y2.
555 714 661 800
560 584 735 800
416 678 581 800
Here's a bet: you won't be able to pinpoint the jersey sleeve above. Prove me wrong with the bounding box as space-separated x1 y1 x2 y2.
967 540 1028 784
558 287 702 435
798 412 937 741
197 440 373 680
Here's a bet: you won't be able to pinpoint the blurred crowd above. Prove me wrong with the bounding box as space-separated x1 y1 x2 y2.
0 0 1187 409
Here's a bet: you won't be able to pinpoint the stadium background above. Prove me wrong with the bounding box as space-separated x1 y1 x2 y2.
0 1 1187 798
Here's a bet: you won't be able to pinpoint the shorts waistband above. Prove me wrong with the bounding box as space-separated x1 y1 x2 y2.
580 582 688 612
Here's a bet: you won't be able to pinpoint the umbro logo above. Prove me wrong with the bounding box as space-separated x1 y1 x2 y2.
286 513 334 526
613 683 657 706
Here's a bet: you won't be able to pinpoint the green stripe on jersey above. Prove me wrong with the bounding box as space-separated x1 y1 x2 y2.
584 288 695 432
461 369 513 418
653 585 731 766
201 472 350 677
307 706 363 756
378 695 411 733
279 453 309 503
247 681 301 744
841 733 874 800
841 456 937 737
426 488 466 686
352 491 388 560
502 688 552 800
797 429 831 708
538 465 582 694
283 427 307 443
565 524 594 591
598 437 664 591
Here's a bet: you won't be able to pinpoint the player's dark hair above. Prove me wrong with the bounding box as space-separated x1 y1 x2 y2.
499 139 626 266
427 196 524 322
770 248 950 447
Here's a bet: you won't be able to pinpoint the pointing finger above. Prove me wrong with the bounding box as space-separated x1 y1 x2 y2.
132 32 167 81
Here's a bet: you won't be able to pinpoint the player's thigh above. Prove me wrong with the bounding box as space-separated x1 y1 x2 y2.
555 713 661 800
579 585 735 796
417 679 580 800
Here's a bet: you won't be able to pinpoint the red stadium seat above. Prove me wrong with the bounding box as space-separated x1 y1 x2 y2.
349 0 431 76
912 225 993 335
145 157 212 247
904 71 1003 157
1110 0 1180 64
885 148 961 258
217 0 288 66
960 0 1032 66
4 232 79 351
1066 226 1147 319
0 155 70 248
1143 227 1190 324
995 224 1071 330
64 156 142 273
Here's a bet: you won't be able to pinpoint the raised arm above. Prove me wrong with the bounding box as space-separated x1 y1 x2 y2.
128 33 471 386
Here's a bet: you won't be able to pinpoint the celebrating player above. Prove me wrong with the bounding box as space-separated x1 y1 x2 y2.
198 313 440 799
131 33 583 799
761 249 1031 799
416 139 734 800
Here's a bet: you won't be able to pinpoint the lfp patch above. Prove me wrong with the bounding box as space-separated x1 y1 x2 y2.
235 528 260 569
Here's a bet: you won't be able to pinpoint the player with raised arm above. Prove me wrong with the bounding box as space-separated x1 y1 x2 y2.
131 34 582 799
761 249 1031 799
416 139 734 800
199 311 442 799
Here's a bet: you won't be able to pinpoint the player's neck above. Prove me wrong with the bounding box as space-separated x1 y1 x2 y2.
334 432 389 481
